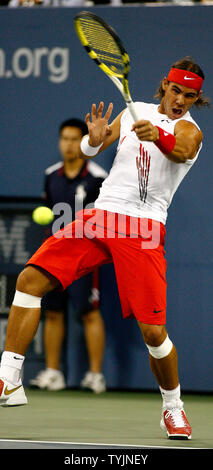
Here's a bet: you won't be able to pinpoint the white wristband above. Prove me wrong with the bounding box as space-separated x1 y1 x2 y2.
80 135 103 157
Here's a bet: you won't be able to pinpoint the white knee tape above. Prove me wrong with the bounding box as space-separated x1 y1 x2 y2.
12 290 42 308
146 335 173 359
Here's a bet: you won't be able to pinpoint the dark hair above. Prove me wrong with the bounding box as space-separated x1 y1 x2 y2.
154 56 210 108
59 118 88 136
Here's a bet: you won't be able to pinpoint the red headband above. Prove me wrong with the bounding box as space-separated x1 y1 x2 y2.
167 68 203 91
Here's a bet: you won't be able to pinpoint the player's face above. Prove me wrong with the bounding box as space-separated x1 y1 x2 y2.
59 126 83 161
159 79 201 120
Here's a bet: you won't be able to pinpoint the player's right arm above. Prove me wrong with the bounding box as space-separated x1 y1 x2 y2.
80 101 123 159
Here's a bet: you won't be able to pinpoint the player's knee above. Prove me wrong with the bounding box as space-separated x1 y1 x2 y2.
16 267 34 293
146 335 173 359
16 265 57 298
140 324 166 347
16 267 41 296
140 324 173 359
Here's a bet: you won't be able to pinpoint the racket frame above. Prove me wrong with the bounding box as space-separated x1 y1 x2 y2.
74 11 140 121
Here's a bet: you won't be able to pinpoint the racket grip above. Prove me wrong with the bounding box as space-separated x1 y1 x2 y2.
126 101 140 122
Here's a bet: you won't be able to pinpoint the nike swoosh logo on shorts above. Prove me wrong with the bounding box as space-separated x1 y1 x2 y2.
4 385 22 396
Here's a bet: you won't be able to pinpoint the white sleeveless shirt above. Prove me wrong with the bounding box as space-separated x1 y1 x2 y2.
95 102 202 225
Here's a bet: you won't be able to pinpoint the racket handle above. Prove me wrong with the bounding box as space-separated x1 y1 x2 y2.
126 101 141 122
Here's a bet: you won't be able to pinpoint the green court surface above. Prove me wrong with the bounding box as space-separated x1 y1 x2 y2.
0 389 212 449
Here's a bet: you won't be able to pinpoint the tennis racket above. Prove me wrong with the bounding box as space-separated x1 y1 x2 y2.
74 11 140 122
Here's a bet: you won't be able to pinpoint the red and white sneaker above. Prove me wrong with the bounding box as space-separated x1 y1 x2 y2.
160 400 192 440
0 377 28 406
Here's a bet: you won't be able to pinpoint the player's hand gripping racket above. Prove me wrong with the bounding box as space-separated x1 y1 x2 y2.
74 11 140 122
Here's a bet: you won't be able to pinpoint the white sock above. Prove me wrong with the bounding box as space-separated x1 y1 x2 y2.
160 384 181 407
0 351 25 385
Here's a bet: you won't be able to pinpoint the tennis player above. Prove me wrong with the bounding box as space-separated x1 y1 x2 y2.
0 57 209 440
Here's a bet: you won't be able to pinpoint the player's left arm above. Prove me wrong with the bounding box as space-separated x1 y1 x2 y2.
167 120 203 163
132 119 203 164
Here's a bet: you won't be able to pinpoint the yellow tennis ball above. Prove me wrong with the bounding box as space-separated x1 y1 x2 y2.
32 206 54 225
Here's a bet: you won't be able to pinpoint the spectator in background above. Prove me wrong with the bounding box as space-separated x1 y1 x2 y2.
5 0 209 6
30 118 107 393
7 0 122 7
8 0 83 5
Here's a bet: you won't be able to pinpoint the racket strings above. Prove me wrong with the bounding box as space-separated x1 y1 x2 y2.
79 18 124 73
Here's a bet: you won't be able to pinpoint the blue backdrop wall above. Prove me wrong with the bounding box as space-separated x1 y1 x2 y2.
0 5 213 391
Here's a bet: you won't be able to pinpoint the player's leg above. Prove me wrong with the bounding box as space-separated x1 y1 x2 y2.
108 226 191 440
0 216 111 405
138 321 191 439
4 266 59 356
0 265 59 406
138 323 179 390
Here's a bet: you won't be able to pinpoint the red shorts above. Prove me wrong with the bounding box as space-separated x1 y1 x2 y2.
27 209 167 325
